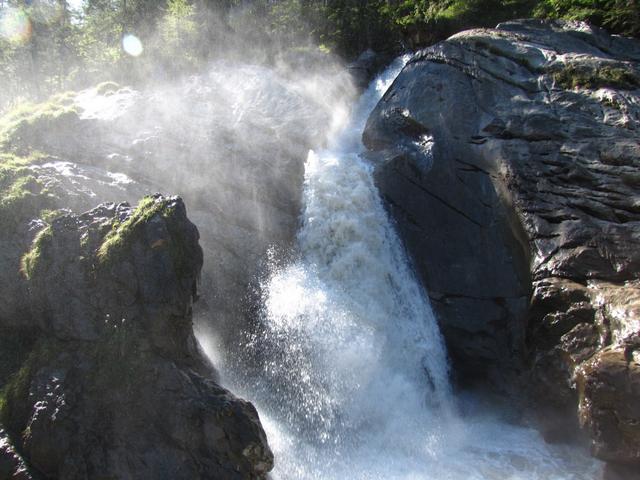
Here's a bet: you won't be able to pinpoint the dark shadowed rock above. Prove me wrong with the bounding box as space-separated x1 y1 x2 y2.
348 49 393 90
0 154 151 332
364 19 640 466
0 429 36 480
576 335 640 464
0 195 272 479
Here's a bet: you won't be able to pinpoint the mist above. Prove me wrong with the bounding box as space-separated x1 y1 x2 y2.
1 2 627 479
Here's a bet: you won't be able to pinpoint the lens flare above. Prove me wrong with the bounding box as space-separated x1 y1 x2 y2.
122 34 143 57
0 8 32 44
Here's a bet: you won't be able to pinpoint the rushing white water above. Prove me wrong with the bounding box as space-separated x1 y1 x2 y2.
219 57 604 480
65 49 602 479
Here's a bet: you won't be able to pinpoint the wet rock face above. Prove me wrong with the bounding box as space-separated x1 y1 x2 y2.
0 195 273 479
577 337 640 465
0 429 35 480
364 19 640 465
348 49 393 90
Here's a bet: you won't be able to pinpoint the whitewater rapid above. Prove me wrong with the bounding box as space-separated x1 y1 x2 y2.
200 57 603 479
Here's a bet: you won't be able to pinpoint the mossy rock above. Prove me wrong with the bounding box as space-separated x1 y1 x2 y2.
0 152 58 238
97 195 197 278
554 64 640 90
20 225 53 281
0 92 80 154
0 339 58 436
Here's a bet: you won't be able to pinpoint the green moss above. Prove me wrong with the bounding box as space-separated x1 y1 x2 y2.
0 94 79 153
40 208 66 223
97 195 195 277
0 339 57 436
0 151 45 189
0 347 36 433
20 226 53 280
0 152 56 235
97 196 165 265
95 81 121 96
554 64 640 90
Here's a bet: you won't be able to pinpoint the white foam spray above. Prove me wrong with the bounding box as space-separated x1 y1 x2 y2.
212 57 603 480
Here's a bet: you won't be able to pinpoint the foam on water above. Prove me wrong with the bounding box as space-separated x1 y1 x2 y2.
222 56 604 480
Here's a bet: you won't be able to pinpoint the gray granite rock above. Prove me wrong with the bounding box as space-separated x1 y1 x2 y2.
364 19 640 465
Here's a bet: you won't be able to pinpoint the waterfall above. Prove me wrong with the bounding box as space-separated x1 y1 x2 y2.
206 57 602 480
70 45 601 479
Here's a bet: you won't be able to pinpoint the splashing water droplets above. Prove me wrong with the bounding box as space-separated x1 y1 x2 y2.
222 56 603 480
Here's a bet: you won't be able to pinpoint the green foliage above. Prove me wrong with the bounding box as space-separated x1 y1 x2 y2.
275 0 640 54
20 225 53 280
533 0 606 20
603 0 640 37
157 0 199 73
1 0 639 111
535 0 640 37
554 64 640 90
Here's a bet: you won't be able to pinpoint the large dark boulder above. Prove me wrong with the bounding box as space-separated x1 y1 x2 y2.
0 195 272 479
364 19 640 466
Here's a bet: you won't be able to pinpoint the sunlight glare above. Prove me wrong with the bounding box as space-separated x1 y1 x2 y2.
0 7 31 44
122 34 143 57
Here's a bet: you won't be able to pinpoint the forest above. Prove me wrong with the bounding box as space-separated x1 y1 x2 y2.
1 0 639 110
0 0 640 109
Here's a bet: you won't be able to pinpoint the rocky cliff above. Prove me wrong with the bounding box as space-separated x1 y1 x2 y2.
0 194 272 479
364 19 640 471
